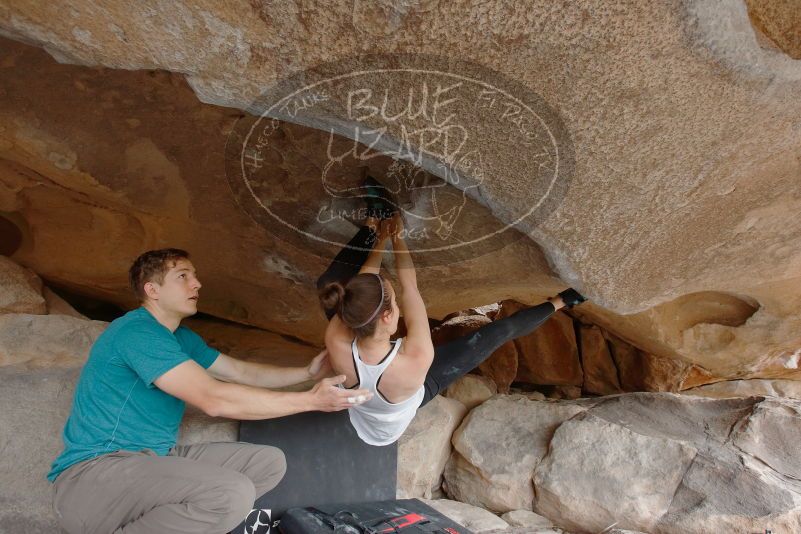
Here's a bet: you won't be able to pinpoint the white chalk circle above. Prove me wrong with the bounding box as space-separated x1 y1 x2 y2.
225 54 574 266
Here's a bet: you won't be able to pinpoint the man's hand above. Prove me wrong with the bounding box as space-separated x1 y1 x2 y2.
309 375 373 412
306 348 333 381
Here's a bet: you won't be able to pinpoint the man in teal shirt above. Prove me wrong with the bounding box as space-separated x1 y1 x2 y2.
49 249 372 534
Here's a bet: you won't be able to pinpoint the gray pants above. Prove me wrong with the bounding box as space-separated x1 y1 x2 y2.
52 442 287 534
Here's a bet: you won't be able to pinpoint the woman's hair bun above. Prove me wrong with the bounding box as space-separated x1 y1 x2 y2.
319 282 346 316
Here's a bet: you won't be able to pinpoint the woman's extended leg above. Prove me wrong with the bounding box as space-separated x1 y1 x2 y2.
419 299 562 406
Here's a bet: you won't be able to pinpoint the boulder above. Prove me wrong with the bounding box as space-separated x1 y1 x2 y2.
0 313 107 369
0 255 46 315
0 366 238 533
445 392 801 533
0 367 80 533
497 302 582 387
443 374 498 410
397 396 467 499
746 0 801 59
475 343 519 395
444 395 587 511
654 451 801 533
552 394 801 533
420 499 509 533
533 412 697 533
730 398 801 480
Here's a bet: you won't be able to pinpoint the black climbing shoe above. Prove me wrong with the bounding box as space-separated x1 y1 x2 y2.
363 176 397 220
557 288 587 309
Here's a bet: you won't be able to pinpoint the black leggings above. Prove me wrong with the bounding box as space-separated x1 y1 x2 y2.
317 226 556 407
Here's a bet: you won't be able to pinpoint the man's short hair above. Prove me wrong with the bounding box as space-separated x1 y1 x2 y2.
129 248 190 302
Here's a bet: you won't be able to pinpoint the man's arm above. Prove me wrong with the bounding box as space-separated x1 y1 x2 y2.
154 359 372 420
207 349 331 389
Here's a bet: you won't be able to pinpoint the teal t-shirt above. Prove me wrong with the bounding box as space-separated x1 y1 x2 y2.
48 307 219 482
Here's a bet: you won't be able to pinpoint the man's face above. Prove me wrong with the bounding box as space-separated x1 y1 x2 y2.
145 259 201 317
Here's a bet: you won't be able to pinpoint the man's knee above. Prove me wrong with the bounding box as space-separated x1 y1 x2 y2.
250 446 287 496
215 472 256 533
54 500 84 534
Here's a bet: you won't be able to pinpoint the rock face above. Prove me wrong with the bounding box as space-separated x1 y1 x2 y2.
1 3 801 532
579 324 621 395
605 333 700 392
0 2 798 384
496 302 583 387
683 378 801 399
0 34 559 346
445 393 801 534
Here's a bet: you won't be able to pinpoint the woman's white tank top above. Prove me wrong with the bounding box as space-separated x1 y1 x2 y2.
347 337 425 446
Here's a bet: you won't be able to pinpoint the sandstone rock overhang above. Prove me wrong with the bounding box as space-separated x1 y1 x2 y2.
0 2 799 381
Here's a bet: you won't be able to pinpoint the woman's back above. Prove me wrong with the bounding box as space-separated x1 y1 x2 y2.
326 322 428 405
338 337 425 446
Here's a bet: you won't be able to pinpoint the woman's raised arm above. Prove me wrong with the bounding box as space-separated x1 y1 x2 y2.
389 215 434 362
357 217 390 275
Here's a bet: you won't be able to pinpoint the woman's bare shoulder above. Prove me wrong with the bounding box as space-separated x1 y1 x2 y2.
397 338 434 366
326 334 352 358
